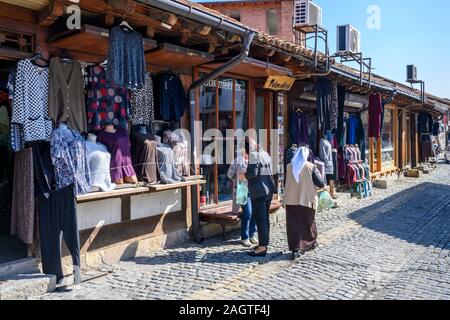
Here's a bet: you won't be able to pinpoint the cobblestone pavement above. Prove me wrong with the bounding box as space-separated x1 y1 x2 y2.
32 163 450 300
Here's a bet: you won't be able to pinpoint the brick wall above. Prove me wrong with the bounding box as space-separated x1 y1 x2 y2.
203 1 298 43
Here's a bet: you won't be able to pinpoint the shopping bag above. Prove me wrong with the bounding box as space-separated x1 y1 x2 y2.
236 181 248 206
317 191 334 211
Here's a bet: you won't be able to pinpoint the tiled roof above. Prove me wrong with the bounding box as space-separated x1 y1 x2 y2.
180 0 327 62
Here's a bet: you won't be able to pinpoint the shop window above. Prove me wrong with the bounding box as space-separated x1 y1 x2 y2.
199 74 248 207
380 109 394 169
267 10 278 35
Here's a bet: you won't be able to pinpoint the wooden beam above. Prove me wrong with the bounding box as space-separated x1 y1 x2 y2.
38 0 65 27
377 137 382 173
369 137 375 173
107 0 137 13
104 14 115 27
0 2 37 24
393 106 399 168
146 26 156 38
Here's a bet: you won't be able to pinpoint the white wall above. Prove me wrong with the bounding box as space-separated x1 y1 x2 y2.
130 189 182 220
76 189 183 231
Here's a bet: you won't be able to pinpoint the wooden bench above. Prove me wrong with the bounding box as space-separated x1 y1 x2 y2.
199 200 282 240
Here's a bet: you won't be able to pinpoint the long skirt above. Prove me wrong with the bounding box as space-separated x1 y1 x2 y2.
286 205 317 252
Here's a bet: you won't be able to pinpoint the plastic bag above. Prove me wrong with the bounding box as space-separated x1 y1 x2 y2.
236 181 248 206
317 191 334 211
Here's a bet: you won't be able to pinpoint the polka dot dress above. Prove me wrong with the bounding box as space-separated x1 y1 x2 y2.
86 65 130 132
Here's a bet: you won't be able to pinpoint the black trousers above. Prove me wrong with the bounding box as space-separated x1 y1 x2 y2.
251 194 273 247
38 183 80 283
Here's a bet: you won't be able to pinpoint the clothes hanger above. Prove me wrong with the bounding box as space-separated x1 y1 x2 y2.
60 57 73 64
30 51 49 67
119 18 133 31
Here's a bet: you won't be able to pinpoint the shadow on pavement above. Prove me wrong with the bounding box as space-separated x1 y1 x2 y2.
348 182 450 248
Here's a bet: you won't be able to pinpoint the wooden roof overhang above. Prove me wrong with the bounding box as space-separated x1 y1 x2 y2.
201 57 292 78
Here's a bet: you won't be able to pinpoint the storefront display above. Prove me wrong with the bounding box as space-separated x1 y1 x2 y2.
97 125 137 185
86 134 116 192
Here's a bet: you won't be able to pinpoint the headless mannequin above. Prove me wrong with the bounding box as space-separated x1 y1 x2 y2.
104 124 138 185
87 133 97 144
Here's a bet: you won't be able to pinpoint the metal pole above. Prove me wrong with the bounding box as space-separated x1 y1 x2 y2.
314 25 318 69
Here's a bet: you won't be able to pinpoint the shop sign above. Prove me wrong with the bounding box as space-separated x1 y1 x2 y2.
263 76 295 91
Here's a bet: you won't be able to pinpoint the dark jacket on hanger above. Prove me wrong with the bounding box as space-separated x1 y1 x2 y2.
289 110 308 146
316 77 331 132
153 73 187 122
418 112 433 134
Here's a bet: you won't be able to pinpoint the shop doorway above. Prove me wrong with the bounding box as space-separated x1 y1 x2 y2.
0 58 28 264
255 91 274 155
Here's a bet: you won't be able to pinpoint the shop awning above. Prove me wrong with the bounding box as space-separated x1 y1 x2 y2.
201 57 292 78
432 102 449 114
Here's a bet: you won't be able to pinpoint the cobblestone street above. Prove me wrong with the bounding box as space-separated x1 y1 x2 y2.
33 163 450 300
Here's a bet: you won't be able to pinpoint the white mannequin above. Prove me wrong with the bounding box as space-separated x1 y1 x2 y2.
87 133 97 144
154 135 162 145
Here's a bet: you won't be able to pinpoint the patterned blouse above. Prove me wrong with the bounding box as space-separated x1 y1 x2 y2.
130 72 154 125
50 125 91 195
11 59 52 143
86 65 130 132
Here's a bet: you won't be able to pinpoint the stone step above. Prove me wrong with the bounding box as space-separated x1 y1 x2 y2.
0 273 56 300
0 258 40 280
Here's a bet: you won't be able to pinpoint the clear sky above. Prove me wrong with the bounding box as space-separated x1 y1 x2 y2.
196 0 450 99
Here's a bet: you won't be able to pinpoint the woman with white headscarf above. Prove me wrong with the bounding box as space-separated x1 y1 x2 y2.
284 146 325 260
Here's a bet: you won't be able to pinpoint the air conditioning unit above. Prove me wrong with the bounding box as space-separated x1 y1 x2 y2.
293 0 323 28
407 65 417 82
337 25 361 54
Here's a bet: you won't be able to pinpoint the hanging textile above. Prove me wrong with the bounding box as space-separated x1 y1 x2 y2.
86 65 130 132
11 59 52 143
48 58 87 133
336 85 346 148
417 112 433 134
316 77 331 132
50 125 91 195
432 121 440 136
356 113 366 162
130 72 154 126
330 81 338 130
10 147 35 245
107 25 146 89
7 68 25 152
368 93 383 138
153 73 187 122
38 183 81 285
289 110 308 146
